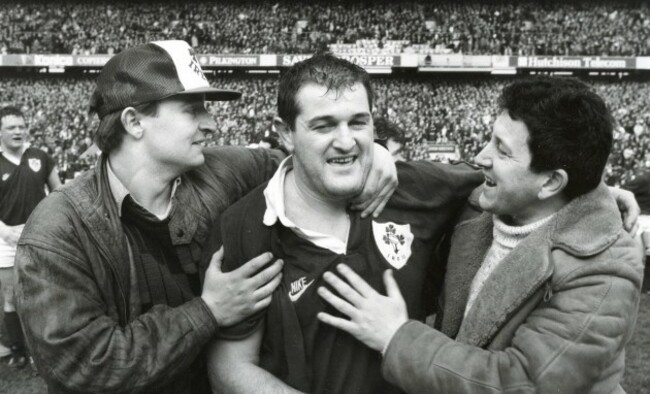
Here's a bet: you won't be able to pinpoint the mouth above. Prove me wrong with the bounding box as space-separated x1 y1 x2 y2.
192 140 205 145
484 174 497 187
326 156 357 166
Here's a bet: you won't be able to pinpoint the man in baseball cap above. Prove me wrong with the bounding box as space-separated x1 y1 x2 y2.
15 40 397 394
15 40 284 394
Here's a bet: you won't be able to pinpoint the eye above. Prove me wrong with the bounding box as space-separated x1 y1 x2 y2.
350 120 368 129
313 124 333 132
496 140 508 156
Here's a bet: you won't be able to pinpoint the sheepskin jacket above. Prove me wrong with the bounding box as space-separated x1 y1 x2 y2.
382 184 644 394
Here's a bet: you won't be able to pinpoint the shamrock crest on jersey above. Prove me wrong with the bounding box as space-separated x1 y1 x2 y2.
28 158 41 173
372 221 413 269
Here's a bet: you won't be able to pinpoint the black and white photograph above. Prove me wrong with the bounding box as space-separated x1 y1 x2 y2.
0 0 648 393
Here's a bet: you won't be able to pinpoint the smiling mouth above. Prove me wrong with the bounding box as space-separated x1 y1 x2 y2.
484 174 497 187
327 156 356 165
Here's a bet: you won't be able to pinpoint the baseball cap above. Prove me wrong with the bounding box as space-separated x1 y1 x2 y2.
89 40 241 118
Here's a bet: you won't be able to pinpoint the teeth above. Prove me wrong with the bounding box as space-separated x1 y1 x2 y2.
328 157 354 164
485 175 496 187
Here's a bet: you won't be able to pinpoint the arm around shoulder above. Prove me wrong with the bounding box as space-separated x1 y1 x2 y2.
202 146 285 196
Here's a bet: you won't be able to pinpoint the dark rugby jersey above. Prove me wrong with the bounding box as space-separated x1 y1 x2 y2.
220 161 482 394
0 147 54 225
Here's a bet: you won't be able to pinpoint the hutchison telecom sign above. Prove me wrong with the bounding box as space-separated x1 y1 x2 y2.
517 56 634 69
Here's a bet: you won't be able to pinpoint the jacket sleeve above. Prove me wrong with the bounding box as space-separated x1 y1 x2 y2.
15 197 219 393
201 146 285 201
381 244 642 394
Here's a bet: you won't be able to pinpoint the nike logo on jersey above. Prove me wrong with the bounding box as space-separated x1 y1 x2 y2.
288 276 315 302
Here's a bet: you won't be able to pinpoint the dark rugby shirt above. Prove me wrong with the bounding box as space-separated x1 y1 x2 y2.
0 147 54 225
219 161 483 394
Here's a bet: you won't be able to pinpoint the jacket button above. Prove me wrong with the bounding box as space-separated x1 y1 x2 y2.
176 229 184 237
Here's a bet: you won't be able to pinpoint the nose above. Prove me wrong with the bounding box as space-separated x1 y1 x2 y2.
474 144 492 169
332 124 355 152
198 110 217 136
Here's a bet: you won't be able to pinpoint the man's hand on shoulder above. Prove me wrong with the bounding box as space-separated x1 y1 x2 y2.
201 248 283 327
350 143 398 218
608 186 640 236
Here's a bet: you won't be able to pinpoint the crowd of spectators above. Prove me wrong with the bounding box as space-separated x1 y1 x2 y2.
1 74 648 186
0 0 649 56
0 76 97 180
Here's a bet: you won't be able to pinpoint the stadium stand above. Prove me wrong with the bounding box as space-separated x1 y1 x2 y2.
0 0 648 56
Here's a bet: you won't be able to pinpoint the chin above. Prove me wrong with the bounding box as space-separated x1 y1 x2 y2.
325 184 363 200
187 154 205 168
478 194 495 214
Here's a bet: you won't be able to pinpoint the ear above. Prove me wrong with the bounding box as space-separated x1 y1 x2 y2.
274 116 294 153
538 169 568 200
120 107 144 140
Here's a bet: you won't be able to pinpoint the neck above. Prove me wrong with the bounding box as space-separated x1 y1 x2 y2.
500 197 567 226
284 170 350 241
108 148 178 217
1 143 25 162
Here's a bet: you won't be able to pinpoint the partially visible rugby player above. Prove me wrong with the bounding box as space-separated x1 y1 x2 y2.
0 105 61 368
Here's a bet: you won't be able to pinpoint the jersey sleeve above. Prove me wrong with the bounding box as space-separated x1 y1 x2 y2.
391 160 483 212
217 186 272 339
43 150 55 176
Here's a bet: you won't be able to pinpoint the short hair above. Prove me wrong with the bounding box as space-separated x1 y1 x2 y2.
278 53 373 130
92 101 158 153
0 106 25 129
498 77 613 199
374 117 405 146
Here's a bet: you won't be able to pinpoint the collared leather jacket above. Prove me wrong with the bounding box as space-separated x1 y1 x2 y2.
16 146 281 393
382 184 644 393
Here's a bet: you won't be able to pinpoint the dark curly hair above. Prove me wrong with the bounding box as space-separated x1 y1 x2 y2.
498 77 613 199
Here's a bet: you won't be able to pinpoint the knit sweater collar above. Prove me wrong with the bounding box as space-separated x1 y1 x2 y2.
492 214 556 250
